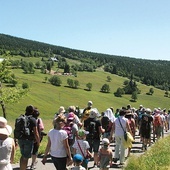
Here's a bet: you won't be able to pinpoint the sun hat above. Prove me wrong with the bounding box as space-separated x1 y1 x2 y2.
145 108 151 113
67 112 75 120
89 109 97 118
58 106 65 114
102 138 110 145
73 154 83 162
88 101 93 106
0 117 12 136
139 105 143 108
78 129 89 137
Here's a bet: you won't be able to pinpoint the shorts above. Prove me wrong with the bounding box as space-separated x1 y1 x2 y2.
32 142 39 155
87 138 100 153
51 156 67 170
18 139 34 158
140 129 151 139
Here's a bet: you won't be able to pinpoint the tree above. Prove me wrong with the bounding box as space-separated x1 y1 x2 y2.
74 80 80 89
46 62 52 73
101 84 110 93
86 83 92 91
22 61 35 74
41 64 47 74
131 91 138 102
124 80 129 86
149 88 154 95
22 82 29 89
64 63 70 73
67 78 74 88
49 75 62 86
114 87 125 97
0 59 28 118
124 80 140 94
107 76 112 82
164 91 169 97
44 77 48 83
35 61 41 69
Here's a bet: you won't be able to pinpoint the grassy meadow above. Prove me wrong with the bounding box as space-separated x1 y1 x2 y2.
5 56 170 128
2 56 170 162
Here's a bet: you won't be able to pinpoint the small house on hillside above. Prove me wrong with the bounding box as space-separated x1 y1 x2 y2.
49 57 58 62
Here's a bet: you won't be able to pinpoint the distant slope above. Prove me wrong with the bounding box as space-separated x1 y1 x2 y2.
1 33 170 91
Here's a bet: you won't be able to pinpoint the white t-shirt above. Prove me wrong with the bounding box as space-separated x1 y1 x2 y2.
0 137 13 170
114 116 128 136
72 140 90 159
48 129 68 157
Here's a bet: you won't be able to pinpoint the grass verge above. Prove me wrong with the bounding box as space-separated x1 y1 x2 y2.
125 135 170 170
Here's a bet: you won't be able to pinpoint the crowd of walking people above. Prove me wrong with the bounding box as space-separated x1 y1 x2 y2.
1 101 170 170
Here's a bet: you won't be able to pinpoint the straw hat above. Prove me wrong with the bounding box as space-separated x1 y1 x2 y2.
58 106 65 114
0 117 12 136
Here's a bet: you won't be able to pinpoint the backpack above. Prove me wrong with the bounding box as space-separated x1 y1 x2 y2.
14 114 32 139
101 116 111 132
154 115 162 127
63 123 73 146
86 121 97 139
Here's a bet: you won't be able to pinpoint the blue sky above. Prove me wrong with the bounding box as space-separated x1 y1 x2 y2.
1 1 170 61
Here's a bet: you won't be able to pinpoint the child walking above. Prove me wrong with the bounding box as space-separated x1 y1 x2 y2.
71 154 86 170
98 138 112 170
72 129 92 170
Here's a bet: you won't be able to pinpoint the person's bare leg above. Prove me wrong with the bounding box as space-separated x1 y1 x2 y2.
20 156 28 170
127 147 131 157
31 154 37 166
94 152 98 165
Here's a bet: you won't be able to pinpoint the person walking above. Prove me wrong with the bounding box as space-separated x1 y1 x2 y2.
101 108 115 139
110 108 131 167
14 105 40 170
0 117 15 170
84 109 105 167
41 115 72 170
72 129 92 170
81 101 93 123
98 138 113 170
30 108 45 169
71 154 86 170
140 108 153 151
125 111 136 156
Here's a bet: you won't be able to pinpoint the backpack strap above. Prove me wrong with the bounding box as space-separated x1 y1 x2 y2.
118 117 126 133
77 140 86 158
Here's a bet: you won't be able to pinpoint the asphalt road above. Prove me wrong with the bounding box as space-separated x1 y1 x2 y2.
12 130 170 170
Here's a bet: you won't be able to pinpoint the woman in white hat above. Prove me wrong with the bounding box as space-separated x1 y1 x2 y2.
0 117 15 170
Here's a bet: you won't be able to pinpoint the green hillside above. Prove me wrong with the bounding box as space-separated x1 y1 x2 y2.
5 60 169 123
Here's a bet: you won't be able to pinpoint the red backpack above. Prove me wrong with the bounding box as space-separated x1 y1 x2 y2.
154 115 162 127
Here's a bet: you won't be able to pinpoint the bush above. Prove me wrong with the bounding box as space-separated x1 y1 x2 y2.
22 82 29 89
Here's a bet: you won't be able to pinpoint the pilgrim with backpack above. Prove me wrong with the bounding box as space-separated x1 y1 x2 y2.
84 109 105 167
14 105 40 170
